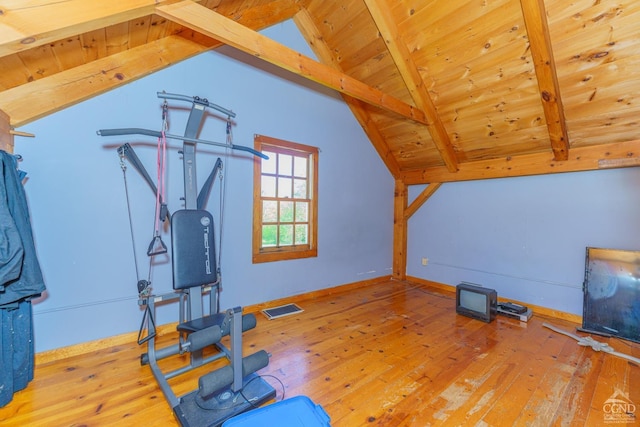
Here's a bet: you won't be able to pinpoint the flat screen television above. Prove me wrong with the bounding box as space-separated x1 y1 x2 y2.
583 247 640 343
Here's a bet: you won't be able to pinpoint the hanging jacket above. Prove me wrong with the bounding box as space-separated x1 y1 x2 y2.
0 151 45 307
0 170 23 289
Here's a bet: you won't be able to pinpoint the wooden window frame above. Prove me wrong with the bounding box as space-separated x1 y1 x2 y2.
252 134 318 263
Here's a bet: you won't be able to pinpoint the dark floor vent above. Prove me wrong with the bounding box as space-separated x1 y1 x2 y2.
261 303 303 320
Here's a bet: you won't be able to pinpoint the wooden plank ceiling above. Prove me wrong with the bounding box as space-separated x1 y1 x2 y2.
1 0 639 183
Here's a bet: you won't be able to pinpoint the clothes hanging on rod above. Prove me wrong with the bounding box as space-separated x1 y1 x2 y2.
0 150 46 408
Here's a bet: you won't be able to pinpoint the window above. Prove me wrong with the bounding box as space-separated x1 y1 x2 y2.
253 135 318 263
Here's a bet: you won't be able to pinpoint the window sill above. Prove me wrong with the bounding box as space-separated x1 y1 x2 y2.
252 247 317 263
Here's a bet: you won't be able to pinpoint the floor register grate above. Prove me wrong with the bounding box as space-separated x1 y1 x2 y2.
261 303 304 320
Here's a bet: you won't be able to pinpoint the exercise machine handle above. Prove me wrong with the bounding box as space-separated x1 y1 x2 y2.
98 128 162 138
98 128 268 159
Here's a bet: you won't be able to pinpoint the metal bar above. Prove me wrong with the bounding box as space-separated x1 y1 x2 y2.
117 143 170 222
157 92 236 118
182 103 206 210
164 352 227 380
99 128 161 138
143 296 180 409
98 128 268 159
197 158 223 210
230 307 243 392
117 143 158 195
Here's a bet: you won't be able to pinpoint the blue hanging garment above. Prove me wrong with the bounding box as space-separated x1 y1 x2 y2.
0 150 46 407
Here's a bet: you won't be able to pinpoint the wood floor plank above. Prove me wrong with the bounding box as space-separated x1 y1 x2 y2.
1 279 638 426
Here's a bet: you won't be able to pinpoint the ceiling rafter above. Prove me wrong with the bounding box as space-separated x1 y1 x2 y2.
155 1 432 127
293 8 402 177
0 0 191 58
0 1 302 128
363 0 458 173
519 0 569 161
0 35 212 127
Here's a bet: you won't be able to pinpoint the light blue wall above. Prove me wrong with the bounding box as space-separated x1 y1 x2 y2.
14 19 638 353
407 168 640 315
15 21 394 353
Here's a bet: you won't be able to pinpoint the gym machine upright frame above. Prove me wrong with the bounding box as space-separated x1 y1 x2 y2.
99 92 275 427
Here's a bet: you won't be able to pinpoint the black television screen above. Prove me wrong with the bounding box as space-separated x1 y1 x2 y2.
456 282 497 323
583 247 640 343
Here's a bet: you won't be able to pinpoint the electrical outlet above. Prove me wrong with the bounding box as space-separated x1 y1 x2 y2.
421 257 428 266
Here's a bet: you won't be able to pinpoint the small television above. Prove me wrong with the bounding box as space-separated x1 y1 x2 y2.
583 247 640 343
456 282 497 323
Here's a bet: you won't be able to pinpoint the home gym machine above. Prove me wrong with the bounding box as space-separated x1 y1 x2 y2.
98 92 275 426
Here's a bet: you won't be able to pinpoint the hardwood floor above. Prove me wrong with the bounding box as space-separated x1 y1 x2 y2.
1 280 639 426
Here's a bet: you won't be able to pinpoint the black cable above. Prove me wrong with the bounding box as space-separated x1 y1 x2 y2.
239 374 287 407
194 373 287 411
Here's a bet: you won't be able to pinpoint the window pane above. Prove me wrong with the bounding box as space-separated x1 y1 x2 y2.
278 154 292 176
278 177 292 198
263 200 277 222
261 176 276 197
254 135 318 262
295 201 308 222
293 179 307 198
262 152 277 174
262 225 277 247
295 224 308 244
294 156 307 178
279 225 293 246
280 201 294 222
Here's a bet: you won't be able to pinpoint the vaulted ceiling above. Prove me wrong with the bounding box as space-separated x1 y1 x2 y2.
1 0 639 184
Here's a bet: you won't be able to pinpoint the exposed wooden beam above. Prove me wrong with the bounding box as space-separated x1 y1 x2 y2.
394 182 441 281
293 8 401 177
0 35 208 127
0 4 300 127
0 0 192 58
393 179 408 280
0 109 13 153
404 182 442 220
519 0 569 161
156 1 431 126
400 140 640 184
363 0 458 173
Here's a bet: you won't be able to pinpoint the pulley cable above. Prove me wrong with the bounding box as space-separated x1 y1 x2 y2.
217 117 233 275
120 149 155 344
120 151 142 285
139 101 171 346
147 101 169 257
